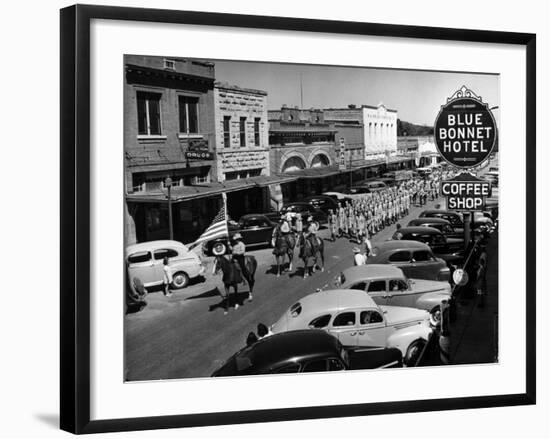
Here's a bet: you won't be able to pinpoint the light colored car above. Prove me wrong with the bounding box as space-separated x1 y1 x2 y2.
334 264 452 326
270 289 433 366
126 240 205 292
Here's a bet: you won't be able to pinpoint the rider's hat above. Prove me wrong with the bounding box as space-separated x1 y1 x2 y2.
353 247 361 253
232 232 243 240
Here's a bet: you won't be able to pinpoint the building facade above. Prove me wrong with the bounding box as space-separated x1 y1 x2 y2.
213 82 272 219
324 103 398 159
124 55 218 245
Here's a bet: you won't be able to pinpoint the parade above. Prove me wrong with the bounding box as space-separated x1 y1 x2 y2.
122 55 499 381
125 164 498 379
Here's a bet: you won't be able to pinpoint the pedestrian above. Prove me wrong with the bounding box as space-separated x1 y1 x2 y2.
476 252 488 308
328 209 338 242
257 323 272 339
294 213 304 246
353 247 366 266
246 331 258 346
162 257 173 297
230 232 248 283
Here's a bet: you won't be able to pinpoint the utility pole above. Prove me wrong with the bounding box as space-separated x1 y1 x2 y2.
165 177 174 240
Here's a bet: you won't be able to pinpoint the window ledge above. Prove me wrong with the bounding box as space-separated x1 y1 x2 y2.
178 133 204 139
137 135 167 141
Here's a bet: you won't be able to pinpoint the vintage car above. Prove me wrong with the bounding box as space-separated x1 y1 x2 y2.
334 264 452 326
304 194 339 214
322 191 354 204
270 289 432 366
407 217 463 239
202 214 276 256
126 240 205 292
211 330 402 376
392 226 464 261
419 209 493 235
349 180 388 195
367 240 450 282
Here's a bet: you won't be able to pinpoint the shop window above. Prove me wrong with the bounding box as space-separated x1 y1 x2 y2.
164 59 176 70
178 95 199 134
137 91 162 135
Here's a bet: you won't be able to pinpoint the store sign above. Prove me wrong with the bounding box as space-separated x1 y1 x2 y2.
441 173 491 211
185 151 213 161
434 86 497 168
339 137 346 171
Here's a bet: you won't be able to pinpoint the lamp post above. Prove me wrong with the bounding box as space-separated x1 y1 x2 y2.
165 176 174 240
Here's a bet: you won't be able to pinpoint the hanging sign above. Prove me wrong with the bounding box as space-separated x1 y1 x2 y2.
434 86 497 168
441 172 491 211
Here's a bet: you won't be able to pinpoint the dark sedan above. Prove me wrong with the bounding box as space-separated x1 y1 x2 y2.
211 330 402 376
407 217 462 239
367 240 450 282
304 195 339 214
202 214 276 256
392 226 464 262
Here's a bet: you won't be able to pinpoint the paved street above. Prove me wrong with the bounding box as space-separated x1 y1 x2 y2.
125 193 498 381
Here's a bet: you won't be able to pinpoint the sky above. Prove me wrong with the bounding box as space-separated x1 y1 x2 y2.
209 59 500 126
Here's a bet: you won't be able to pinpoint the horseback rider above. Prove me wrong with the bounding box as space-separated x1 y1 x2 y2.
230 232 248 281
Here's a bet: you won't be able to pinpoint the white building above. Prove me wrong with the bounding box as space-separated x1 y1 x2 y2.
324 103 398 160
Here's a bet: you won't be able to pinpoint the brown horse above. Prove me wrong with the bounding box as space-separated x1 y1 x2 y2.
298 233 325 278
213 255 257 314
272 231 295 277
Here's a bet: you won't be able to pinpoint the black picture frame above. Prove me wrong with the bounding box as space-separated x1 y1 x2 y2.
60 4 536 434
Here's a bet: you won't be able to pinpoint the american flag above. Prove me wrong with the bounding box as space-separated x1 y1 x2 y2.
190 198 228 247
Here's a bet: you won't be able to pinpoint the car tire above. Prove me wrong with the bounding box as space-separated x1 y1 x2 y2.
171 271 190 289
404 339 426 367
212 242 227 256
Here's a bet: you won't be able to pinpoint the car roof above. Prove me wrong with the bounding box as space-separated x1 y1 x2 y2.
304 195 335 203
284 202 310 207
408 217 451 226
342 264 404 282
239 214 270 221
373 239 431 252
126 240 187 255
213 330 341 375
299 289 377 312
398 226 442 235
421 209 459 216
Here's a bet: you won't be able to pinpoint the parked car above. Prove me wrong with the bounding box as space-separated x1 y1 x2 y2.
407 217 462 239
419 209 464 230
304 194 339 214
211 330 403 376
322 191 354 204
265 202 327 224
126 240 205 292
334 264 452 326
270 289 433 366
366 240 450 282
349 180 387 195
391 226 464 262
202 214 276 256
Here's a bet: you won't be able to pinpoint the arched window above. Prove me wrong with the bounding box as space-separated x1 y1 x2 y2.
311 154 330 168
282 156 306 173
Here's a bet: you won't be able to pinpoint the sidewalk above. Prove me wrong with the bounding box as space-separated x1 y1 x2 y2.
450 229 499 364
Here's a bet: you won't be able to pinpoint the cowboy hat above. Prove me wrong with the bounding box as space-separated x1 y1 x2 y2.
232 233 243 240
352 247 361 253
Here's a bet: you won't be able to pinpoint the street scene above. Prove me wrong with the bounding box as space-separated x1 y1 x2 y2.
124 56 499 380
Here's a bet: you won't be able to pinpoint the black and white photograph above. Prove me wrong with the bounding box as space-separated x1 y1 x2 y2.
123 56 500 380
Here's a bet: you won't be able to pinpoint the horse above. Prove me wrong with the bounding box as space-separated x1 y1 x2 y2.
213 255 257 314
298 233 325 278
272 231 295 277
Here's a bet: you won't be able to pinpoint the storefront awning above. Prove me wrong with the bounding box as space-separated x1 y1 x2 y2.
126 175 298 204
